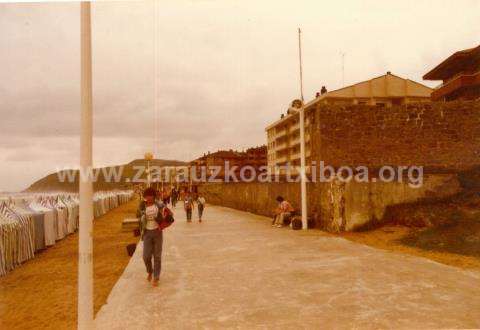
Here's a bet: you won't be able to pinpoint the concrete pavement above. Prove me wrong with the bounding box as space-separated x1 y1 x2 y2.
94 204 480 329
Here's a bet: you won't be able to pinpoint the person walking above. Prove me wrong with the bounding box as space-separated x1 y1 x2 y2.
136 187 173 287
155 189 163 205
184 192 194 222
197 194 206 222
171 187 178 208
162 189 170 206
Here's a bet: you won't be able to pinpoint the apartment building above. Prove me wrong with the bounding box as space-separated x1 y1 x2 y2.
266 72 433 173
266 103 315 174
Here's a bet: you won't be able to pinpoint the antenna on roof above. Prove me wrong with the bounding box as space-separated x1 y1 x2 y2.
341 52 346 87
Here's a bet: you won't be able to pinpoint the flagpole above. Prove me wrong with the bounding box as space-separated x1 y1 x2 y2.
154 0 159 158
78 1 94 329
145 152 153 187
298 28 308 230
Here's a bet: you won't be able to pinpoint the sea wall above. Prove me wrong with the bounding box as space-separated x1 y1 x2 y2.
198 174 461 232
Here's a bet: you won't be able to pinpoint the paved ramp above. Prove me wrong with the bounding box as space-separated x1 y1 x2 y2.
95 205 480 329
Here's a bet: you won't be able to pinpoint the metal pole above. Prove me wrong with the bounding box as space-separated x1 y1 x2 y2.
161 167 164 191
154 0 159 158
78 2 94 328
298 28 308 230
189 165 192 192
147 160 151 187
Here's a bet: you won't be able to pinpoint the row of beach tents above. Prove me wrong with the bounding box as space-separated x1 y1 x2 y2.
0 190 134 277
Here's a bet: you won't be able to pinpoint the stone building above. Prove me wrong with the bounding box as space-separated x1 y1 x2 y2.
266 72 433 174
423 44 480 101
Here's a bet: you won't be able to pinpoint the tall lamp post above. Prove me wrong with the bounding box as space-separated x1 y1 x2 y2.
188 165 192 193
145 152 153 188
78 2 94 329
298 28 308 230
161 167 164 192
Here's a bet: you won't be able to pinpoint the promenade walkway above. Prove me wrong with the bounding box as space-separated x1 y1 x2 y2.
95 204 480 329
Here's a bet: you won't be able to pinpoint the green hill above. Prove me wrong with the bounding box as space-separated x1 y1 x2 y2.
25 159 188 192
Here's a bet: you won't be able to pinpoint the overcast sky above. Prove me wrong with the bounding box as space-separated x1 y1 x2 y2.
0 0 479 192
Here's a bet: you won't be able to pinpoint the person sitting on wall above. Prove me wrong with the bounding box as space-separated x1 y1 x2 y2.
272 196 294 228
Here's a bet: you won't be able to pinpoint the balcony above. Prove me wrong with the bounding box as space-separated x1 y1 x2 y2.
290 149 311 160
275 155 288 163
275 141 288 151
290 134 310 147
275 129 287 139
291 152 300 160
431 71 480 101
290 122 299 132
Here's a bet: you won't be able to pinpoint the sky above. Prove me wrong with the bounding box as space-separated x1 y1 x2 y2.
0 0 479 192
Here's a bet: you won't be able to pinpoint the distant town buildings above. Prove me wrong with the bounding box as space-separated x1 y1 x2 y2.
423 44 480 101
244 146 268 169
266 72 432 173
190 146 267 180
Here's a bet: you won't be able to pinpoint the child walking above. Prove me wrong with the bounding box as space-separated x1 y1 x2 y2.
184 192 194 222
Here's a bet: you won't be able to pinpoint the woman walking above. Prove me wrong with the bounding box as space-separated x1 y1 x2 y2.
197 194 206 222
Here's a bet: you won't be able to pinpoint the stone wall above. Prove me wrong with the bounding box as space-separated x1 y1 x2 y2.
198 182 301 218
198 174 461 232
311 101 480 172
